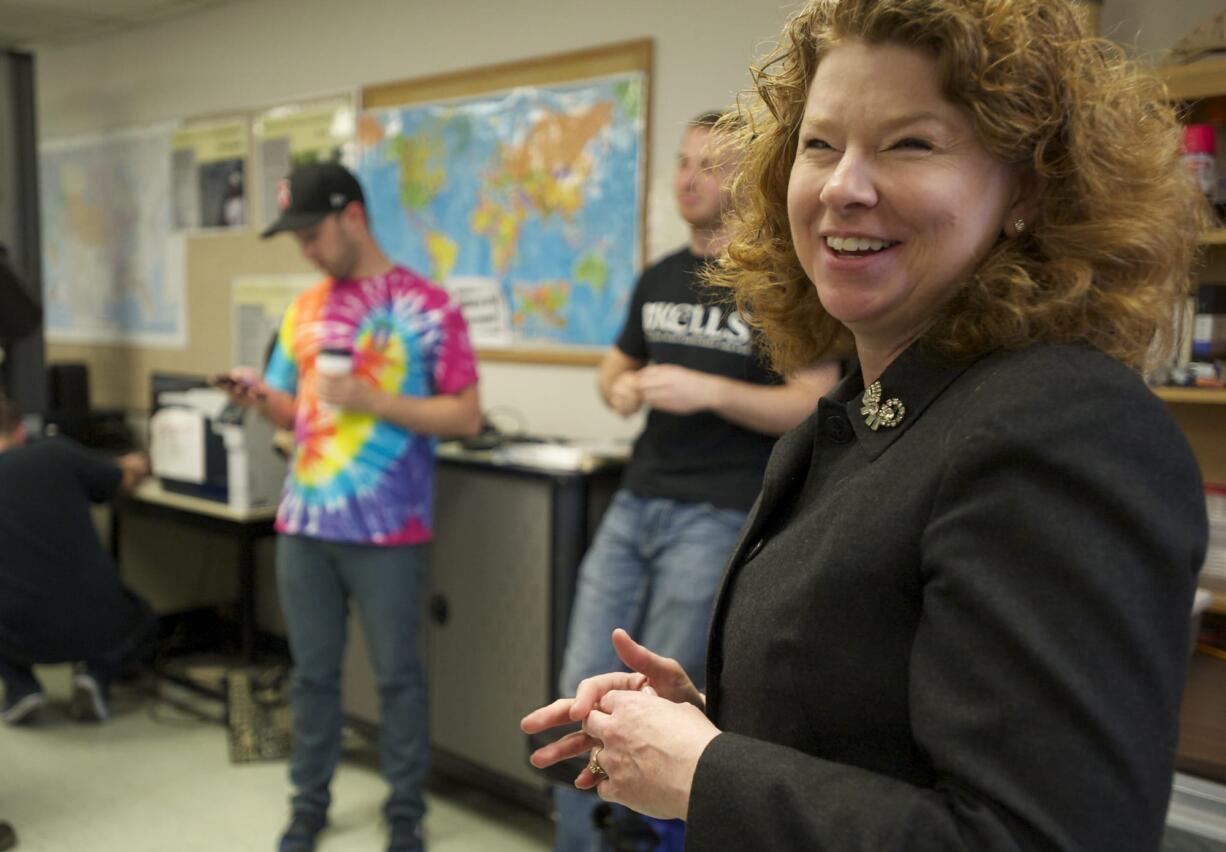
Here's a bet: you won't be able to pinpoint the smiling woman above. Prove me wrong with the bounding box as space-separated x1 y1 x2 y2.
785 39 1027 377
521 1 1211 850
714 0 1204 379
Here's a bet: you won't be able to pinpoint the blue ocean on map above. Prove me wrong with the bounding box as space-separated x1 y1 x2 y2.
356 74 645 350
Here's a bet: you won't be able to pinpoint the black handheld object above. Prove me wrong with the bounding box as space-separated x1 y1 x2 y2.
211 374 267 403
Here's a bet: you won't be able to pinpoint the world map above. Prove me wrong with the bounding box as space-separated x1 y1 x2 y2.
355 74 645 350
40 127 185 347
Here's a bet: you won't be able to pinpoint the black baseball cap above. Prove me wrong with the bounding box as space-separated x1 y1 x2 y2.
260 162 365 238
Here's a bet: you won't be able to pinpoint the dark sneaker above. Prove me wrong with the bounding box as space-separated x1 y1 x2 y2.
0 819 15 851
387 820 424 852
69 672 109 722
277 813 326 852
1 688 47 725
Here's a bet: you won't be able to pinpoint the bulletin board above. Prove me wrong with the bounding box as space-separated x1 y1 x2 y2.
170 116 250 232
359 39 653 366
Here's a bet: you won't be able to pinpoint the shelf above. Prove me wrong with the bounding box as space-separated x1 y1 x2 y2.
1153 386 1226 404
1202 229 1226 247
1160 55 1226 101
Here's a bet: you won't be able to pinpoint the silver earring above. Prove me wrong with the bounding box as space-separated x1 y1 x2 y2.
1013 218 1026 233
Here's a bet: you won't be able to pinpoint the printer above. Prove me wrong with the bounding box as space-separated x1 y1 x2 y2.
148 377 286 511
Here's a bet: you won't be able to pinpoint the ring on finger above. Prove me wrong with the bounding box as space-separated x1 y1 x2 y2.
588 746 609 779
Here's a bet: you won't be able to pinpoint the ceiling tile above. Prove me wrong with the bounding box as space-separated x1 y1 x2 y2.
130 0 217 24
0 4 108 47
2 0 179 16
0 0 247 48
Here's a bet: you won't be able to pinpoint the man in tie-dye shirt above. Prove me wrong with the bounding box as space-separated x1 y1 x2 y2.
225 163 480 852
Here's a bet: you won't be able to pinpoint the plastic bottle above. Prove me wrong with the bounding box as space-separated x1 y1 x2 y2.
1184 124 1218 213
1200 101 1226 223
1193 284 1226 363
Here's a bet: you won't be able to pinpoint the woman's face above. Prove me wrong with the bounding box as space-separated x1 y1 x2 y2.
787 39 1021 349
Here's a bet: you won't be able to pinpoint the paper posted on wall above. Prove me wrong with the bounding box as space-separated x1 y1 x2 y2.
231 275 318 369
445 276 513 348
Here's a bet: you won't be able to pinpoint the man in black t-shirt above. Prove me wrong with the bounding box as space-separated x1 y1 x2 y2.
0 396 155 725
550 113 840 852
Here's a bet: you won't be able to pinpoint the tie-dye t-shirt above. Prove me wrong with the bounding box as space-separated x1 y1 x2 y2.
263 266 477 545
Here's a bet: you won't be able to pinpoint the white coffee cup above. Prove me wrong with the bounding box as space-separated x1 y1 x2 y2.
315 348 353 412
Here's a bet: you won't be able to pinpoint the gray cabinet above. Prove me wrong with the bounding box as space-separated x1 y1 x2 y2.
342 451 621 811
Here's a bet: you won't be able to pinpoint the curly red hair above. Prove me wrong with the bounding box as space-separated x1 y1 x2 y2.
709 0 1207 374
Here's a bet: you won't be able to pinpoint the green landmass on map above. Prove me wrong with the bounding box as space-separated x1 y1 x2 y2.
574 252 608 292
613 80 643 121
390 132 446 211
513 280 570 328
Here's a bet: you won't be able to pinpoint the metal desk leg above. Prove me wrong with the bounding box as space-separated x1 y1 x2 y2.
109 503 122 567
238 531 257 660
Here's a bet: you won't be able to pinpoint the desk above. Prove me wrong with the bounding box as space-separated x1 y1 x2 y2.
1177 649 1226 784
114 480 278 659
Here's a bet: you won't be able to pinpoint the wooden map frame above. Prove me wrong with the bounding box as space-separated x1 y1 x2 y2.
361 39 653 367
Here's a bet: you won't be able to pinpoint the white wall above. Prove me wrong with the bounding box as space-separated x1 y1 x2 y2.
33 0 801 440
1099 0 1223 63
31 0 1222 439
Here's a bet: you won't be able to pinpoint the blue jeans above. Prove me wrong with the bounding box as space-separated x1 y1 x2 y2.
553 491 746 852
0 589 157 698
276 534 428 828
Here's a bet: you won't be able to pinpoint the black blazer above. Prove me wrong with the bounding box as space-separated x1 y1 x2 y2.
687 343 1206 851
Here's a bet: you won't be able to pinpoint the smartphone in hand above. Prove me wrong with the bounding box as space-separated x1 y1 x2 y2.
213 373 266 399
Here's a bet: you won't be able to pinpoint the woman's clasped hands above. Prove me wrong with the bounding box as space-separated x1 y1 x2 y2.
520 628 721 821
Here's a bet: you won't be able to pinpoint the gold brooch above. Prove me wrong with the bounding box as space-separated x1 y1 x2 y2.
860 380 906 431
